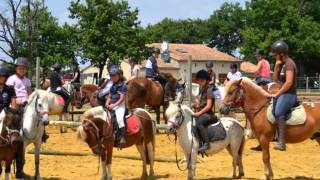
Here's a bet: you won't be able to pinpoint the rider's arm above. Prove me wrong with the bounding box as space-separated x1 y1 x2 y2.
272 61 283 81
105 93 111 106
194 98 213 116
112 94 126 107
254 61 263 75
71 72 79 82
10 87 17 109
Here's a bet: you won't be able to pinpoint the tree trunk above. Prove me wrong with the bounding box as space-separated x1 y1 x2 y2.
98 62 105 80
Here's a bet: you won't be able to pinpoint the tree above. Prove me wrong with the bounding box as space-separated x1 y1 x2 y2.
0 0 22 61
241 0 320 75
17 3 78 69
144 18 209 44
207 2 245 55
69 0 146 78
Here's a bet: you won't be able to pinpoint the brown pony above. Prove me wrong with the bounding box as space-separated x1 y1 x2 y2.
220 77 320 180
0 108 22 179
77 107 156 180
127 73 177 124
72 84 99 108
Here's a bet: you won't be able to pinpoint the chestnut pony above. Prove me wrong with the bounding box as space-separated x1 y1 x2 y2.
0 108 22 180
77 107 156 180
127 73 177 124
220 77 320 180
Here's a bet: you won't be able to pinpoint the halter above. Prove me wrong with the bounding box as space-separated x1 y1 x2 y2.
0 116 21 147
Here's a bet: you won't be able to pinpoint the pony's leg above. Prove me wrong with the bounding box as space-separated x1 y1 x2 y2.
188 149 197 180
5 160 10 180
136 144 148 179
317 138 320 145
226 146 237 178
260 136 273 180
34 143 41 180
155 106 160 125
147 142 155 177
101 159 107 180
106 145 113 180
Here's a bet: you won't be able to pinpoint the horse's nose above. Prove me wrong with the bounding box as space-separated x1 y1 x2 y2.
166 125 175 134
220 105 230 115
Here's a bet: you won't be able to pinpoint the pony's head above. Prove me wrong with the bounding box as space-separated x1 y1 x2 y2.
165 102 193 134
77 116 107 155
2 107 23 144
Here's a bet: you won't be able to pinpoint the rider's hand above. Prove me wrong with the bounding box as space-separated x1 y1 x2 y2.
107 104 115 110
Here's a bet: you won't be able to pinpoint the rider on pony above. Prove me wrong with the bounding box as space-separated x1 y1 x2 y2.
97 64 117 106
254 49 271 86
128 56 140 81
270 40 298 151
6 57 30 179
193 70 219 152
70 59 81 93
145 48 171 101
106 65 127 146
50 63 71 113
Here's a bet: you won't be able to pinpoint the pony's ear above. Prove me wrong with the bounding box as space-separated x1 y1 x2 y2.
237 78 243 86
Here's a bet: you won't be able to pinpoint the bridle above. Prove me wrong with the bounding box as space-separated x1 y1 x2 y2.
0 115 21 147
222 83 271 117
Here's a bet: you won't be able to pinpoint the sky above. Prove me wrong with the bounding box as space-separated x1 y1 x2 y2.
0 0 246 61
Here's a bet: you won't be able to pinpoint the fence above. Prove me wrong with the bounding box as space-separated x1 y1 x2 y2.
296 76 320 92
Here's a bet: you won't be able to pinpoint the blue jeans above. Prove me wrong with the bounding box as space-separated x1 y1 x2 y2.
273 93 297 119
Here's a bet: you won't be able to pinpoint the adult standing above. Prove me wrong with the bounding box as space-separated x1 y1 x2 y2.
254 49 271 85
206 61 217 85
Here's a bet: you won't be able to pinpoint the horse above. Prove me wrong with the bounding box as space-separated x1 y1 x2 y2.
22 90 66 179
76 106 156 180
127 74 177 124
0 108 23 180
165 87 245 180
220 77 320 180
72 84 99 109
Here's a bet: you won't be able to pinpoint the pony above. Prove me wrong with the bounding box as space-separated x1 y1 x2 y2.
22 90 65 179
127 75 177 124
72 84 99 109
220 77 320 180
77 107 156 180
165 87 245 180
0 108 23 180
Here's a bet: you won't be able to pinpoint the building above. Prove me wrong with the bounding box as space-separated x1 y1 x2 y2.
141 43 241 83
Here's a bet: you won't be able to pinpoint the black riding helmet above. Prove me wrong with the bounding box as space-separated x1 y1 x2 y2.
52 63 62 71
151 48 160 54
196 69 211 81
0 65 8 77
269 40 289 56
206 61 213 68
15 57 28 67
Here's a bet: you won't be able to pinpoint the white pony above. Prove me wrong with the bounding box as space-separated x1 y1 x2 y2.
166 88 245 180
22 90 65 180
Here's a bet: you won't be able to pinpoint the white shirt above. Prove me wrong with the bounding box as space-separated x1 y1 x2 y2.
227 71 242 80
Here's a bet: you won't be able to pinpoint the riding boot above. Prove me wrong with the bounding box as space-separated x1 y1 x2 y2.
119 127 126 146
274 118 286 151
164 82 173 101
198 126 210 152
15 141 26 179
63 98 71 113
42 128 49 143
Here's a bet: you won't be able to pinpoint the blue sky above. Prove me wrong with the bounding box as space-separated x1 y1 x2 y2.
48 0 246 26
0 0 246 60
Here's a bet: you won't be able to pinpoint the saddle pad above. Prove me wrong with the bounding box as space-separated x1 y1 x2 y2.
83 106 109 123
126 115 141 135
267 104 306 125
56 95 65 107
207 122 227 142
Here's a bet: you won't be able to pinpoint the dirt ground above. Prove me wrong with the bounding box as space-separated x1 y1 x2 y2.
11 124 318 180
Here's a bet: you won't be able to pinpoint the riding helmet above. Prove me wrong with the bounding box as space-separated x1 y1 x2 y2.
52 63 62 71
15 57 28 67
0 65 8 76
196 69 211 81
206 60 213 68
109 65 121 76
269 40 289 56
151 48 161 54
71 59 79 66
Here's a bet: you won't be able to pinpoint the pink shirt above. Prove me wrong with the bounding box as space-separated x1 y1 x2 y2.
259 59 270 78
6 74 31 103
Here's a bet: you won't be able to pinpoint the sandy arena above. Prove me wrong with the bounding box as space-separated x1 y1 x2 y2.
15 124 319 180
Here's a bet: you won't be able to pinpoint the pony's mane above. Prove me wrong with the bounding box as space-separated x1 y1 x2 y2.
166 103 194 119
81 84 98 91
225 77 270 97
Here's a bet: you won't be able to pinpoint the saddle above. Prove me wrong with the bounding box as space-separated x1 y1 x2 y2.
109 109 141 136
193 120 227 144
267 103 306 125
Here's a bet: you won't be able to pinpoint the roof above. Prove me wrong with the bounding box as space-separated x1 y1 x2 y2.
148 43 240 62
240 61 257 74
